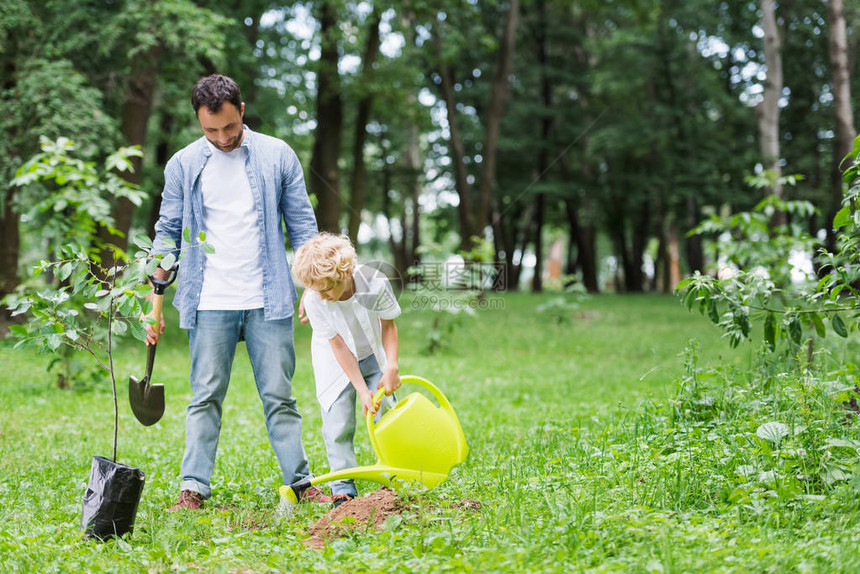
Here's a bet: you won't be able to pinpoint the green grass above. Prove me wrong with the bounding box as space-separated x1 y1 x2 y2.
2 292 860 572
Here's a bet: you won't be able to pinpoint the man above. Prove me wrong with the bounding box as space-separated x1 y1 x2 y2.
145 74 329 510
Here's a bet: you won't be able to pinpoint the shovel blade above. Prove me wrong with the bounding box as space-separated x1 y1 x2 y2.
129 375 165 426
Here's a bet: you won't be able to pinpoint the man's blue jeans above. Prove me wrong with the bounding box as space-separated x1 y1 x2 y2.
181 309 310 498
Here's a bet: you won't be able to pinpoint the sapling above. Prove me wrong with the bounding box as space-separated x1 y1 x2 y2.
3 137 209 539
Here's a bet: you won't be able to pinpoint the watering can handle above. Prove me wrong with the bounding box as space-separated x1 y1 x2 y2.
366 375 456 435
369 376 454 413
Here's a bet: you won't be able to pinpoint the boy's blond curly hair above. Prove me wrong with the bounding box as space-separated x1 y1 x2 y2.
294 232 357 291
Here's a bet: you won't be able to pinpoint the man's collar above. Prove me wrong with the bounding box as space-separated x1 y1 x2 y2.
200 125 252 157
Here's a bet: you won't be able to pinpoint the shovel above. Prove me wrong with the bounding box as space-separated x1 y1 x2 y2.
129 264 178 426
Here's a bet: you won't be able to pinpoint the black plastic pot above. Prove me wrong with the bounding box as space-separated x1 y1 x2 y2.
81 456 145 540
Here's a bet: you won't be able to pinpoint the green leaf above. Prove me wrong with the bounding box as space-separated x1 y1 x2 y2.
9 324 28 338
145 258 160 276
198 231 207 242
46 333 63 351
756 421 789 443
133 234 153 250
183 227 192 243
732 304 750 338
833 205 851 229
59 262 73 281
203 243 216 254
788 316 802 346
682 287 696 311
160 253 177 270
707 300 719 324
764 313 776 350
128 320 147 342
810 313 826 338
832 284 845 300
832 314 848 338
111 320 128 336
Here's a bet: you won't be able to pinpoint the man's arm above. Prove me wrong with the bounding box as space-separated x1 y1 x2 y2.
279 146 318 250
143 157 184 344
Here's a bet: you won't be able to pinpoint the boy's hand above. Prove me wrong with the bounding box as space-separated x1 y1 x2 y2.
380 365 401 396
297 289 310 324
360 389 377 416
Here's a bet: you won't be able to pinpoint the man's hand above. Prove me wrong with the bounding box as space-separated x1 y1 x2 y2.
141 266 170 345
360 388 377 416
380 364 401 396
297 289 310 324
142 299 165 345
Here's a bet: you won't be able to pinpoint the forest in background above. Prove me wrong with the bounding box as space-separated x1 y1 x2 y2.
1 0 858 300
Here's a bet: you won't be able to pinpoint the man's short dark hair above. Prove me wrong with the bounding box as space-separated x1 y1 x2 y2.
191 74 242 115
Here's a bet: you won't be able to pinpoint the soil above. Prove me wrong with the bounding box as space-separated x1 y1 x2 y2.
303 488 484 549
304 487 403 549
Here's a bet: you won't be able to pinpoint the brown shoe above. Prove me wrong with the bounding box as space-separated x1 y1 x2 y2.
299 485 332 504
168 490 204 511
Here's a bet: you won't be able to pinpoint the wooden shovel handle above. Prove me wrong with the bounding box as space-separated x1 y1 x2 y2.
151 292 164 324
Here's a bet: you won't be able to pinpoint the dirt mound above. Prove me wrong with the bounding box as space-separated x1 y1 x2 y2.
304 487 403 549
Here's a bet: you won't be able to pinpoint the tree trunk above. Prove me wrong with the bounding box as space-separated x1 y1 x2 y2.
757 0 784 223
532 191 545 293
241 12 264 129
0 186 19 301
826 0 857 252
477 0 519 240
493 199 532 291
629 198 649 292
110 43 161 259
380 157 407 277
401 7 422 273
432 22 472 250
347 11 381 244
558 148 598 293
147 112 175 237
310 1 343 233
576 197 598 293
531 0 549 293
685 196 704 273
406 122 422 270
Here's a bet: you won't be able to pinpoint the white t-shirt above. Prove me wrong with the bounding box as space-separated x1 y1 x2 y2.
197 139 265 310
303 265 401 410
328 299 374 359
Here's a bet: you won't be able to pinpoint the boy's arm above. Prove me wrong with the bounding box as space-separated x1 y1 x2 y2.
329 335 376 415
379 319 401 396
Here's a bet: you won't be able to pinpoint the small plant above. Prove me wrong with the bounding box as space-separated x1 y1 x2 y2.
535 296 580 325
409 285 478 355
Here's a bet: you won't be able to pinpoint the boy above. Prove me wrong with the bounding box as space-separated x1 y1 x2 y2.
294 233 402 507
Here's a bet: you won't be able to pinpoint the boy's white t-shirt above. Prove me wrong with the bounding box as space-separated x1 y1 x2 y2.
197 139 265 310
328 300 374 360
303 265 401 411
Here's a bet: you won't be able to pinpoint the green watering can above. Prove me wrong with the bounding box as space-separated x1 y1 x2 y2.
280 376 469 504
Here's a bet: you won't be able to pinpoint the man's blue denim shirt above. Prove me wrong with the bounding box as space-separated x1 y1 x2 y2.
152 127 318 330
